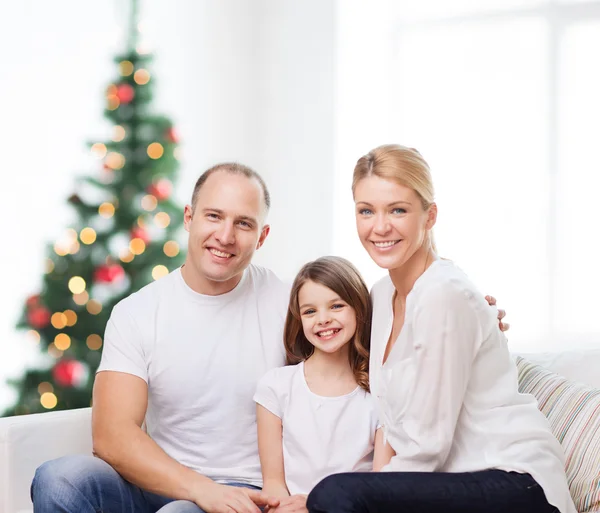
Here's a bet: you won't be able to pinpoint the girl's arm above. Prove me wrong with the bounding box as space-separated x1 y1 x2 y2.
373 428 396 471
257 404 290 499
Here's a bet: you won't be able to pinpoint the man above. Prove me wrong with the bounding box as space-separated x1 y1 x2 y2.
31 163 289 513
31 162 507 513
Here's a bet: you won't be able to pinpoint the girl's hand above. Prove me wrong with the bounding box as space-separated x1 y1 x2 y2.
271 494 308 513
485 295 510 332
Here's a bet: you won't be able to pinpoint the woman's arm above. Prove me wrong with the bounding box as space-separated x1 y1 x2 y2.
373 428 396 471
257 404 290 499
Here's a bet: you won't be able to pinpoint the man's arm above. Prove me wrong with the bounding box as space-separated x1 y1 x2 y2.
93 371 277 513
372 428 395 471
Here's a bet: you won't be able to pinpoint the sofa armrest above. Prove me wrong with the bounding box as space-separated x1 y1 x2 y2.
0 407 92 513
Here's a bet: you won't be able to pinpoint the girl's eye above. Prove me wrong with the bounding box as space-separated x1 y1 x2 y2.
392 208 407 214
331 303 345 310
358 208 373 215
302 309 316 315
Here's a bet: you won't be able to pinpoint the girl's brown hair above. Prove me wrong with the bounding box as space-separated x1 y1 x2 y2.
284 256 372 392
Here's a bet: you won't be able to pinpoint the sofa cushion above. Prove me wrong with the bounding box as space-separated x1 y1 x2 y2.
516 357 600 513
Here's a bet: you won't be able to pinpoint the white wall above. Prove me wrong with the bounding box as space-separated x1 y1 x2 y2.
0 0 336 411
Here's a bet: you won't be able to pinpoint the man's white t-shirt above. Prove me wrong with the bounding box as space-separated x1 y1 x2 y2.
254 362 379 495
97 265 289 486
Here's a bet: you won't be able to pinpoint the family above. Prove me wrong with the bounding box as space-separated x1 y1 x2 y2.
30 145 576 513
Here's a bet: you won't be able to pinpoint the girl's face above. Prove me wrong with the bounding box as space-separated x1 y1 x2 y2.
297 280 357 356
354 175 435 271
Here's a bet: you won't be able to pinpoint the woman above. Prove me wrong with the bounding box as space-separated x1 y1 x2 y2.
306 145 575 513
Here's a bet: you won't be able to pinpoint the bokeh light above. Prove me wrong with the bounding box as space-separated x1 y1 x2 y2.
64 310 77 326
105 152 125 170
91 143 107 159
27 330 40 343
99 202 116 218
154 212 170 228
45 259 55 274
80 227 97 245
54 333 71 351
51 312 67 330
47 343 63 358
134 69 150 85
119 249 135 263
86 300 103 315
152 265 169 280
86 334 103 350
141 194 158 211
130 238 146 255
112 125 126 142
68 276 86 294
163 240 180 257
119 60 134 76
147 142 164 159
40 392 58 409
73 291 89 306
38 382 53 394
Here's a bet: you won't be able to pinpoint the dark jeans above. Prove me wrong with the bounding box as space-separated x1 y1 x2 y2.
307 470 560 513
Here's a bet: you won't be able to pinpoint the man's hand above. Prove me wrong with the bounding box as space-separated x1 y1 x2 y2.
194 483 280 513
269 494 308 513
485 295 509 332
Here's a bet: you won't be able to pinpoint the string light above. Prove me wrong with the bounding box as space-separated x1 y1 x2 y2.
80 227 97 245
91 143 107 159
51 312 68 329
54 333 71 351
119 60 134 76
40 392 58 409
38 382 53 394
105 152 125 170
163 240 180 257
73 291 89 306
147 142 164 159
86 300 103 315
99 202 115 218
64 310 77 326
141 194 157 211
130 238 146 255
154 212 171 228
112 125 126 142
68 276 86 294
152 265 169 280
27 330 40 343
86 334 103 350
134 69 150 85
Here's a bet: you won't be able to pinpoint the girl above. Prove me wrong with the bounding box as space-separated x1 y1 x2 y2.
253 256 386 512
306 145 576 513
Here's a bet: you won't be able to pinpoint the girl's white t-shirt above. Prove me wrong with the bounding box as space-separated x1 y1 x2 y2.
254 362 379 495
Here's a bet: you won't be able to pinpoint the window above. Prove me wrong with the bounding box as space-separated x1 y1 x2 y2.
334 0 600 351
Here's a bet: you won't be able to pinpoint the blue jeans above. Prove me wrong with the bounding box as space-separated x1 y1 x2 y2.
30 454 260 513
306 470 560 513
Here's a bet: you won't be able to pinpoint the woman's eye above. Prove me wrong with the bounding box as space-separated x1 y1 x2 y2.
358 208 373 215
392 208 407 214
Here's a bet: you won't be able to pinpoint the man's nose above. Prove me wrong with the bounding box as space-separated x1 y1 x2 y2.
215 221 235 245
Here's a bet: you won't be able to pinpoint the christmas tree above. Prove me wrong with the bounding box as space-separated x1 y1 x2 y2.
3 0 185 416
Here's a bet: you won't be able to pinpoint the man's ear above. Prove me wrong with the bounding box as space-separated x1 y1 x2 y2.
256 224 271 250
426 203 438 230
183 205 193 232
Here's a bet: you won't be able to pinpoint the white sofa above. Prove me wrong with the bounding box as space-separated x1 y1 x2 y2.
1 349 599 513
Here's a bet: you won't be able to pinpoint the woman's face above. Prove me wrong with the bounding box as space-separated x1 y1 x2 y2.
354 175 435 271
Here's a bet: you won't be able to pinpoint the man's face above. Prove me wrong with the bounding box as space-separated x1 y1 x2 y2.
183 171 270 295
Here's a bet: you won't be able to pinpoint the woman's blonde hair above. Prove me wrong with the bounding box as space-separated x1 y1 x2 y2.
352 144 436 251
284 256 371 392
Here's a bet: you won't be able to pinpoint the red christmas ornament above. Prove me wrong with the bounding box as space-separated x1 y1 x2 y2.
53 359 88 388
130 226 150 244
26 294 40 308
147 179 172 201
116 84 135 104
94 263 125 283
27 306 51 329
165 126 179 144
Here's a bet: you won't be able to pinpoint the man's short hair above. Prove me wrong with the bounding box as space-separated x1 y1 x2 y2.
191 162 271 213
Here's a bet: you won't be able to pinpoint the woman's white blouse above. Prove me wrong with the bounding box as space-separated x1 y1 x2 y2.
369 259 576 513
